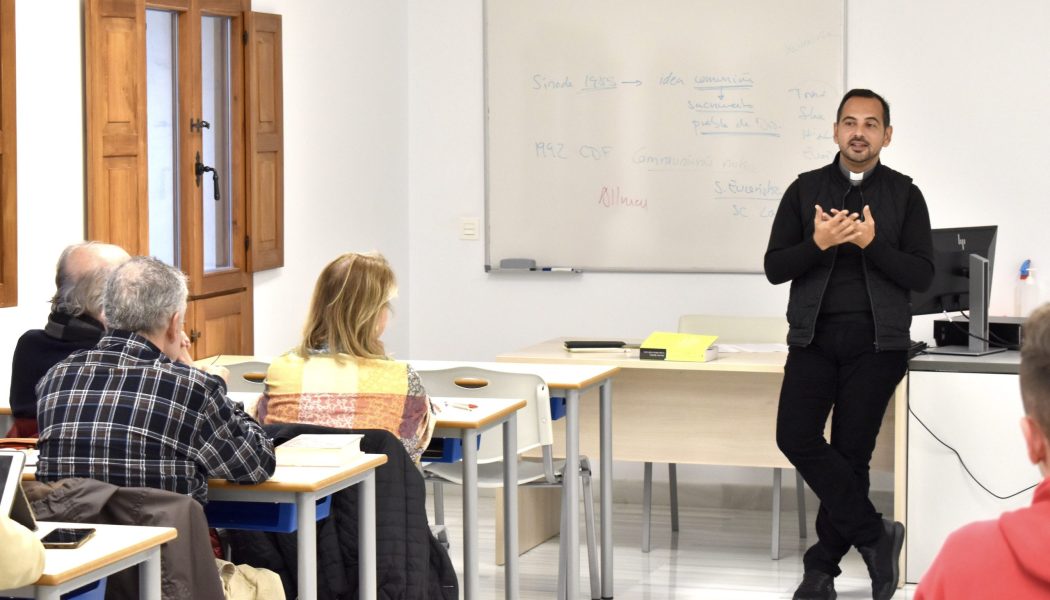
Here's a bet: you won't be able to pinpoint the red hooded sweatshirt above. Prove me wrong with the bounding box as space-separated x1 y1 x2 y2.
915 477 1050 599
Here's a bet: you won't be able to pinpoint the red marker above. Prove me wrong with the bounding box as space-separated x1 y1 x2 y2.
450 402 478 410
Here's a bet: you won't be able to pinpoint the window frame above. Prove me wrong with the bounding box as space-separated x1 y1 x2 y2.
0 0 16 308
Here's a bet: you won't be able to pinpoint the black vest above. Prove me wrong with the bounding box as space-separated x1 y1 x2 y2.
785 160 915 351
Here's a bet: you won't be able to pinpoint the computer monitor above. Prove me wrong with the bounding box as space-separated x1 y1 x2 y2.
911 225 1004 356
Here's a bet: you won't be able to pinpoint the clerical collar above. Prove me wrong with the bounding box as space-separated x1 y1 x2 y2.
838 156 875 186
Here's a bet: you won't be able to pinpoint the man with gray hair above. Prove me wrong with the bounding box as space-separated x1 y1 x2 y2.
7 241 130 436
35 256 275 503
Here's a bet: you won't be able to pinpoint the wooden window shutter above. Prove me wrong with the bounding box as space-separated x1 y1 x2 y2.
84 0 149 255
0 0 16 307
245 11 283 271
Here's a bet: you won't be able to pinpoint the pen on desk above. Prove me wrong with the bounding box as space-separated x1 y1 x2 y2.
541 267 580 273
209 354 222 366
450 402 478 410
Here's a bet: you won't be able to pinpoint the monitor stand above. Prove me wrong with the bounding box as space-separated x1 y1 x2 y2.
926 253 1006 357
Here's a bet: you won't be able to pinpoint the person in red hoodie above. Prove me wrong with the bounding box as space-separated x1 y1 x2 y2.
915 302 1050 599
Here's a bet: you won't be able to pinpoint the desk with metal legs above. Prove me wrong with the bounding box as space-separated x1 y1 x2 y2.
208 455 388 600
432 397 525 600
498 339 904 589
413 360 619 600
204 354 618 599
0 522 175 600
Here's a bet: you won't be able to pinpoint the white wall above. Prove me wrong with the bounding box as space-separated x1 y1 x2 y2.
0 0 411 400
250 0 411 358
406 0 1050 490
847 0 1050 336
0 1 90 400
405 1 789 367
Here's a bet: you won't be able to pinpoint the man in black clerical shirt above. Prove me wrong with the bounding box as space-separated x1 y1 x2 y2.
7 242 130 436
764 89 934 600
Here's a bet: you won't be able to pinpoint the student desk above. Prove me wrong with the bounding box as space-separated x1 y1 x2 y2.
431 397 526 600
497 339 904 578
208 455 388 600
197 355 529 600
0 521 175 600
410 359 619 600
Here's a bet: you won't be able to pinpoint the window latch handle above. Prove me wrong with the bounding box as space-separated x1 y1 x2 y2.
194 151 221 201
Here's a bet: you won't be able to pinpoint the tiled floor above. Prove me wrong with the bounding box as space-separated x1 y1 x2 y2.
431 489 917 599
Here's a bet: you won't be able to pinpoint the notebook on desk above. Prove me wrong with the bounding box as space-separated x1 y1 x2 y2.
0 450 37 531
563 340 635 353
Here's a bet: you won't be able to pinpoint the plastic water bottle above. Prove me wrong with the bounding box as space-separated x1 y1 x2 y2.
1015 259 1039 318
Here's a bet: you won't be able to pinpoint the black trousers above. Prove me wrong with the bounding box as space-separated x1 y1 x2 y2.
775 319 907 577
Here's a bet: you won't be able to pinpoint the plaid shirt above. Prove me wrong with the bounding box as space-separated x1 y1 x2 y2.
36 330 276 503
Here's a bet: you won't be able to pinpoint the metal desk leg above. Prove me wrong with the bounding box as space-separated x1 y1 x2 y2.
297 492 319 600
565 389 581 598
503 414 519 600
462 428 480 600
359 472 377 600
600 379 614 599
772 467 782 560
140 546 163 600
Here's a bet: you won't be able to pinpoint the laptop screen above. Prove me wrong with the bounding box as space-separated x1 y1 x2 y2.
0 451 36 531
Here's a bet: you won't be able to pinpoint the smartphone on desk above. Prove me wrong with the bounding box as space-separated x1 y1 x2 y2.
41 527 96 549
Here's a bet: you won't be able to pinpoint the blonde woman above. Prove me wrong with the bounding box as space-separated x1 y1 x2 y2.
259 252 435 463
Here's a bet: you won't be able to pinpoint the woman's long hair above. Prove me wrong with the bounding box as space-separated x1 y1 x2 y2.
299 251 396 360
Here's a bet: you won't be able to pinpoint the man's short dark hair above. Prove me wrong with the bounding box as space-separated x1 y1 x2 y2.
836 89 890 127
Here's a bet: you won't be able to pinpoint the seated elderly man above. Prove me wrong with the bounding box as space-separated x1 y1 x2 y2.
7 241 130 436
35 256 275 503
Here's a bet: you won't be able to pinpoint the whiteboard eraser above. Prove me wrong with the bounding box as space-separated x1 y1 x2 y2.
499 258 536 269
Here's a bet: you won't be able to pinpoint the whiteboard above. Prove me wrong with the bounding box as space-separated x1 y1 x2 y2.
484 0 845 273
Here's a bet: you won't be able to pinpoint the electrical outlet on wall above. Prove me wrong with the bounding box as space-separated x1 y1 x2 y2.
459 217 480 240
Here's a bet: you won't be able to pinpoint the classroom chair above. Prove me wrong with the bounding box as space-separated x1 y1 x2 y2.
417 367 599 600
641 314 807 560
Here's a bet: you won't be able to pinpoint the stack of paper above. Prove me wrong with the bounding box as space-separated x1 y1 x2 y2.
276 434 364 467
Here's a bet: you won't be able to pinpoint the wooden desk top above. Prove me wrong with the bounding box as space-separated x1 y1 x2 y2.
208 453 388 493
497 338 787 374
33 521 176 586
25 454 389 491
432 396 527 431
0 405 10 415
409 359 619 390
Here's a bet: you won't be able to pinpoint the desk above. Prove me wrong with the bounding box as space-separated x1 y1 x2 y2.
432 396 525 600
497 339 904 580
206 355 616 598
208 455 388 600
0 521 175 600
198 355 527 599
411 359 619 600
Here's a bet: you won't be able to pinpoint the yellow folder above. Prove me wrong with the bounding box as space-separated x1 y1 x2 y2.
639 331 718 362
